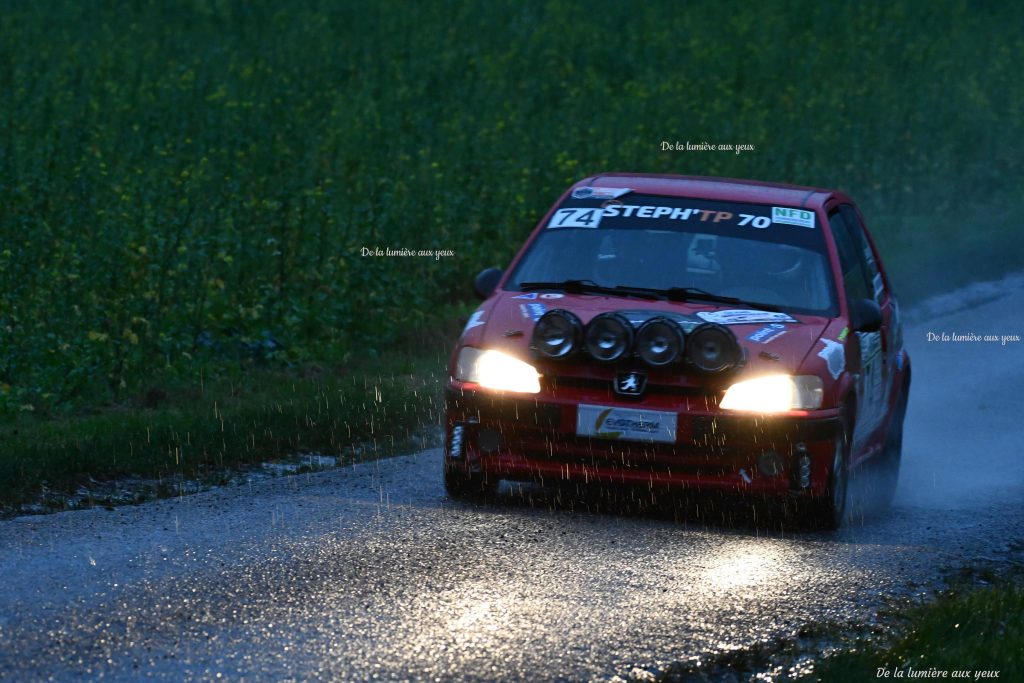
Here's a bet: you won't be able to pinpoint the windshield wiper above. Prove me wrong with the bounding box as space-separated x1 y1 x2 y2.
518 281 782 311
662 287 782 312
520 279 596 293
598 285 725 302
519 280 660 300
610 285 784 312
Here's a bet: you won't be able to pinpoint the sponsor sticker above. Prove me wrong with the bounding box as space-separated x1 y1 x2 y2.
891 300 903 350
618 310 703 333
555 204 742 223
747 324 787 344
514 292 562 300
858 331 884 426
864 244 878 270
519 302 547 321
576 404 677 443
601 205 701 220
771 207 816 228
860 330 882 363
571 186 633 200
697 310 798 325
549 201 818 232
817 338 845 379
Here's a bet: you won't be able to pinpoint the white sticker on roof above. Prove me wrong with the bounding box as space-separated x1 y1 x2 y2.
572 186 632 199
696 310 798 325
772 207 816 228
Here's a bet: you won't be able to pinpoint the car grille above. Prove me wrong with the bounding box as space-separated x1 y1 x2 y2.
541 374 718 399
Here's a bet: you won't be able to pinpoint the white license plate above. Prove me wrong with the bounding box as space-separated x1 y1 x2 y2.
576 404 677 444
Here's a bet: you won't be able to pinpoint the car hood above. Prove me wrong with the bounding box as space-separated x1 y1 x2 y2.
458 291 838 380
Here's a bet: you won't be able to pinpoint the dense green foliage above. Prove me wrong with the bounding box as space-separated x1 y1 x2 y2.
2 0 1022 417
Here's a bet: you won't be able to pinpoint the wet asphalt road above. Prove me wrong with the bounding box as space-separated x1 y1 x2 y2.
1 280 1023 682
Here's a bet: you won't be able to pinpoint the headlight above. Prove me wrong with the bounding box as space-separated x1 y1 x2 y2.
720 374 823 412
455 347 541 393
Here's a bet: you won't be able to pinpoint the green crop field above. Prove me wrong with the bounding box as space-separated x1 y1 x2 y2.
1 0 1022 501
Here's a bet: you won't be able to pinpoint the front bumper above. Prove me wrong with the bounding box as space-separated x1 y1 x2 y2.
444 384 841 497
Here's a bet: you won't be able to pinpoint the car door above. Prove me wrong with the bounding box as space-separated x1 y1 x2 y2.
839 205 896 440
828 206 891 458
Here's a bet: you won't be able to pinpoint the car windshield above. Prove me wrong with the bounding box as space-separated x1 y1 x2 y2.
507 193 838 315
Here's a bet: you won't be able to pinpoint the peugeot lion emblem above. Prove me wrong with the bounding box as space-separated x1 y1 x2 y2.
615 371 647 397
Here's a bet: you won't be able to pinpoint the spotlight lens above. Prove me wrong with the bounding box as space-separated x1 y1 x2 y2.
636 318 684 366
585 313 633 362
686 323 741 373
532 310 582 359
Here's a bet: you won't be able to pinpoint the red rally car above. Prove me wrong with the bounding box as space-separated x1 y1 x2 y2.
444 174 910 528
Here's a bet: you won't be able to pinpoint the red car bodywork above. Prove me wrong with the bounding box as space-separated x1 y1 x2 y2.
445 174 910 515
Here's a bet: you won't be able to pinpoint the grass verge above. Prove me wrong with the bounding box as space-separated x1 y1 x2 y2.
0 353 447 514
807 580 1023 681
617 560 1024 682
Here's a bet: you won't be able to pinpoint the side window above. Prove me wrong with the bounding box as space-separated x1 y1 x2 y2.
829 211 872 305
839 205 884 303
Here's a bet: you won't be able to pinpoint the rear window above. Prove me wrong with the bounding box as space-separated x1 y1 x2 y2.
507 193 838 316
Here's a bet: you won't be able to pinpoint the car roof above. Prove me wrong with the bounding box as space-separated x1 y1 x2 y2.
577 173 846 211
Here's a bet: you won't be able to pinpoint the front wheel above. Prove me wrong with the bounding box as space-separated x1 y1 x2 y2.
801 426 850 530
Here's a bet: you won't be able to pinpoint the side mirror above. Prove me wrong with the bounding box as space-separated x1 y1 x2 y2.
849 298 882 333
473 267 503 300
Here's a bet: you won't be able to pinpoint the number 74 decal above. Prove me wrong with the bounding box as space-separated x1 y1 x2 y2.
547 208 604 229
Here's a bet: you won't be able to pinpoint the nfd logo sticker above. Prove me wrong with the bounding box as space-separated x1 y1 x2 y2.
772 207 816 229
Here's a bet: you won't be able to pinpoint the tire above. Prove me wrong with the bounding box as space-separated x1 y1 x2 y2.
876 386 908 509
444 464 497 502
802 420 851 530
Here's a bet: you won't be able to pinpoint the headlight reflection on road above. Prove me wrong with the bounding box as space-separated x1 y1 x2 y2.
450 598 503 634
702 542 785 591
439 586 518 644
